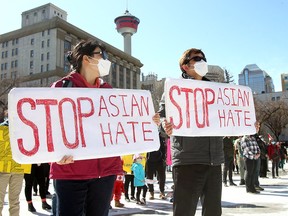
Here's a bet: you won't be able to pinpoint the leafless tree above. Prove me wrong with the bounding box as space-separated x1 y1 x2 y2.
254 98 288 141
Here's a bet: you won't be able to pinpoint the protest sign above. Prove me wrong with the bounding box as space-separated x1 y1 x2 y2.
0 126 31 173
165 78 256 136
8 88 160 164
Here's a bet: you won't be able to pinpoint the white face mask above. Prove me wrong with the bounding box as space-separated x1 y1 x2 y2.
136 159 142 163
89 58 111 77
193 60 208 77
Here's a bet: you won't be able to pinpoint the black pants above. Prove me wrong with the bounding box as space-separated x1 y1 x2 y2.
173 164 222 216
135 185 147 201
223 155 234 183
146 161 166 193
124 174 135 199
33 163 51 194
55 175 116 216
259 158 268 177
271 158 280 177
24 164 46 201
244 158 257 192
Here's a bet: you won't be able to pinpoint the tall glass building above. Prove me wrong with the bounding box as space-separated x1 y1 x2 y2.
238 64 275 94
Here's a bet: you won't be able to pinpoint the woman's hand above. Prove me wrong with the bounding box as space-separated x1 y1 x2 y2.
57 155 74 165
152 113 160 126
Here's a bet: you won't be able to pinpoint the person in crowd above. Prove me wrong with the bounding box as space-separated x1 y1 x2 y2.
146 133 167 200
252 122 265 191
49 39 123 216
24 164 51 212
279 143 287 171
122 154 136 202
234 136 245 185
268 140 281 178
122 153 146 202
131 154 147 205
154 48 224 216
0 110 25 216
258 135 268 178
111 174 125 208
240 123 261 194
33 163 51 197
222 136 237 187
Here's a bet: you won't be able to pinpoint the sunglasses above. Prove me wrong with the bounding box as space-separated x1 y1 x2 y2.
187 56 207 63
91 50 108 60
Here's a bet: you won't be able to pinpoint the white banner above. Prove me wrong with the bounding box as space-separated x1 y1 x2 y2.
165 78 256 136
8 88 160 163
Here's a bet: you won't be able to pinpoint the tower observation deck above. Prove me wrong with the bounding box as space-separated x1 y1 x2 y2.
114 10 140 55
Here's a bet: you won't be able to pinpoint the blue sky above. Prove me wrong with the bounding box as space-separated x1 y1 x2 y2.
1 0 287 91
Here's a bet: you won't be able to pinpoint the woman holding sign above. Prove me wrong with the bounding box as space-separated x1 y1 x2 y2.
154 48 224 216
50 39 122 216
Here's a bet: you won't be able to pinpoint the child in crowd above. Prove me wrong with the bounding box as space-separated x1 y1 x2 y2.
122 154 136 202
131 154 147 205
111 175 125 208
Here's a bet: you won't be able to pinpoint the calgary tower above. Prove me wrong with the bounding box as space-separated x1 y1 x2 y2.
114 8 140 55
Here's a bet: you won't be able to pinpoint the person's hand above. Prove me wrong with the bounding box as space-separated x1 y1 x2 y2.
163 119 173 136
57 155 74 165
152 113 160 126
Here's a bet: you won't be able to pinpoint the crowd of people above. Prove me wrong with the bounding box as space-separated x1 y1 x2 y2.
0 40 288 216
222 128 287 195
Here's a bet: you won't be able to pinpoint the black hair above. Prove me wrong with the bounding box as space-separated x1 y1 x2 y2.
67 39 106 72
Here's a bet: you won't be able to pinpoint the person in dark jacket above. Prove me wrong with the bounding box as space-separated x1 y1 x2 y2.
50 39 122 216
145 134 167 200
155 48 224 216
222 136 237 187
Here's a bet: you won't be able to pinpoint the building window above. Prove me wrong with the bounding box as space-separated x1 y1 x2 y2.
41 65 44 72
16 38 18 44
272 97 275 101
46 64 49 71
30 50 34 57
47 29 50 35
4 63 8 70
11 71 17 79
5 42 8 47
42 41 44 48
15 60 18 67
5 51 8 58
47 52 50 60
26 15 29 19
1 52 4 58
30 61 34 69
276 96 281 101
42 31 45 37
12 49 14 56
47 39 50 47
11 61 14 68
34 12 37 16
31 38 34 45
1 64 4 71
41 54 44 61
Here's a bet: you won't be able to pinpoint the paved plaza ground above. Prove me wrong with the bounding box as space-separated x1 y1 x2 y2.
2 165 288 216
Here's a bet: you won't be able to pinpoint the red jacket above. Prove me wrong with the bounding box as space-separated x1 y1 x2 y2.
49 72 122 180
267 143 280 160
